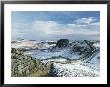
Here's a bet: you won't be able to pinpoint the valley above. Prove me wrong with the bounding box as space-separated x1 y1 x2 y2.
11 39 100 77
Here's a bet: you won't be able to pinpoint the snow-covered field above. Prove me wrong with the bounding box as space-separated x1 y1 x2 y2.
11 39 100 77
50 62 99 77
24 48 82 60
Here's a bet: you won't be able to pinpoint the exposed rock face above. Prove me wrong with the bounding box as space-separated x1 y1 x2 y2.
56 39 69 48
11 48 50 77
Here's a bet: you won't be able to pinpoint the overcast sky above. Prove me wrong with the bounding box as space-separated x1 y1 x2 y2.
11 11 100 41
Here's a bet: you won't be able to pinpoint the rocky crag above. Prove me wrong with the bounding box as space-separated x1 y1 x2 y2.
11 48 51 77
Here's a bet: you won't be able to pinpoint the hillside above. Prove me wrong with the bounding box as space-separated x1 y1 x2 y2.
11 48 51 77
11 40 100 77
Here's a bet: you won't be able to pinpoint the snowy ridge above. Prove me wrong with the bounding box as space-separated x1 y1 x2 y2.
50 62 99 77
11 40 100 77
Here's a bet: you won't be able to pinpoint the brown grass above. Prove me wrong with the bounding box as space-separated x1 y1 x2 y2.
27 70 50 77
